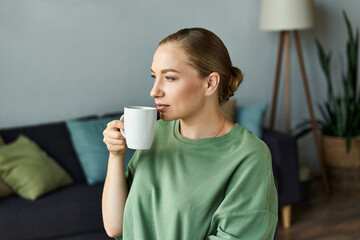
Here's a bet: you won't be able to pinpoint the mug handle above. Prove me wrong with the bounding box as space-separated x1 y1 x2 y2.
120 114 126 138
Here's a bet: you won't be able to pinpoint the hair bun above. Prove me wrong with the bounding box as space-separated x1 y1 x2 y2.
223 67 243 102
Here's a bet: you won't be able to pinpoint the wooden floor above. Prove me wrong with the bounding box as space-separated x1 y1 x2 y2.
278 178 360 240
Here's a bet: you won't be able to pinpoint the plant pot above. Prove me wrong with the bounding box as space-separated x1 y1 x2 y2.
322 135 360 192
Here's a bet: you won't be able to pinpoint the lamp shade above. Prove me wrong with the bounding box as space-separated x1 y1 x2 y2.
259 0 315 31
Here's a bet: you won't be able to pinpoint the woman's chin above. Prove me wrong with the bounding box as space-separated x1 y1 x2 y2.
159 112 177 122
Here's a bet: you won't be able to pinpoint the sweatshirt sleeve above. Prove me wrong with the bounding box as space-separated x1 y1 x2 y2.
125 149 140 189
207 141 278 240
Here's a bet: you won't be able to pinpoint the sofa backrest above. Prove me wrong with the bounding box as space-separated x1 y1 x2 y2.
0 121 86 183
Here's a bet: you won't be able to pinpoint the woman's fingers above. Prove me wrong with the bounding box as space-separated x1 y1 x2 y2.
104 129 124 140
103 121 125 140
103 135 126 145
107 120 124 130
103 120 127 155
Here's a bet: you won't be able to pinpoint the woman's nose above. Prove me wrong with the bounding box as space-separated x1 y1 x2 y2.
150 80 164 99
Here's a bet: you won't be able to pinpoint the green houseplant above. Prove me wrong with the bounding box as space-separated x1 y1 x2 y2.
315 11 360 152
296 11 360 150
307 11 360 192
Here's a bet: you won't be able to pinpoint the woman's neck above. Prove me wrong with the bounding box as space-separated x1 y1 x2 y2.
179 108 233 139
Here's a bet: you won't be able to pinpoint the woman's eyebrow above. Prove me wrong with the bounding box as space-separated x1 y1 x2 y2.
161 69 179 73
151 69 180 74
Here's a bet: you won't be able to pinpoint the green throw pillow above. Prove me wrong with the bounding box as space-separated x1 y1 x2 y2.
0 135 73 200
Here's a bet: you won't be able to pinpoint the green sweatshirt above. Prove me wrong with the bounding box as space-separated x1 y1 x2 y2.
116 119 278 240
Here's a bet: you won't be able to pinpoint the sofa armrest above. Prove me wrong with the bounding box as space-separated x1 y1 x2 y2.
262 129 301 207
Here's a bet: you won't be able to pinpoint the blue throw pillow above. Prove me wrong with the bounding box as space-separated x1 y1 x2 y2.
236 103 268 138
66 116 135 185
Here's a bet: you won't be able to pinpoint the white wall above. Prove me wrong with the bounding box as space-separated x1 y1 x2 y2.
0 0 359 174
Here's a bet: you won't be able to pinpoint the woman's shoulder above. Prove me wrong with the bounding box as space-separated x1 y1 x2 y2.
232 124 269 151
229 124 271 167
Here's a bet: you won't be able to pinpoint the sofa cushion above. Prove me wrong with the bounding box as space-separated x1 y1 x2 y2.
0 122 86 183
66 117 118 185
236 102 268 138
66 115 135 185
0 183 106 240
0 135 73 200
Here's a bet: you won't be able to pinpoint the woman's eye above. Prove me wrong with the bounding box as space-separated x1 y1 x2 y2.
151 75 156 80
165 76 176 81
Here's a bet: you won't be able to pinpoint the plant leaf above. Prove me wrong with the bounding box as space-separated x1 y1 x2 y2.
315 38 334 99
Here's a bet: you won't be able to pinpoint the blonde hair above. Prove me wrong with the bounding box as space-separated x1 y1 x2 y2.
159 28 243 103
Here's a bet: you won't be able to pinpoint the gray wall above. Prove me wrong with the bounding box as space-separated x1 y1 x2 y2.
1 0 359 174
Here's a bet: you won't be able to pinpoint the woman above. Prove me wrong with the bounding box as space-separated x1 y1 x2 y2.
102 28 278 240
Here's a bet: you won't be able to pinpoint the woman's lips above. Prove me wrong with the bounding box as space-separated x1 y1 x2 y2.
156 104 169 111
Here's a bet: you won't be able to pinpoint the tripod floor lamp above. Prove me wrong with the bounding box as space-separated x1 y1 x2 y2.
260 0 330 228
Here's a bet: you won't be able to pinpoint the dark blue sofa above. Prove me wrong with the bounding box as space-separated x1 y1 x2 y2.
0 115 300 240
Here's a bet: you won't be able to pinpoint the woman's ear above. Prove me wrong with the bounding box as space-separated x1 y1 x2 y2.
204 72 220 96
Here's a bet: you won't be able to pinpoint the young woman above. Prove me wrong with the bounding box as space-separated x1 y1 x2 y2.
102 28 278 240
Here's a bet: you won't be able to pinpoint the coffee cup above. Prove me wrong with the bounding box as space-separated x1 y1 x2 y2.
120 106 157 150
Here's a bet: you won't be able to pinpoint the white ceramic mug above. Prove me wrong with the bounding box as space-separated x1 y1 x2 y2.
120 106 157 149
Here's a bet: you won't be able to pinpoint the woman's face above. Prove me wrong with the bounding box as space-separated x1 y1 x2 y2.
150 43 207 121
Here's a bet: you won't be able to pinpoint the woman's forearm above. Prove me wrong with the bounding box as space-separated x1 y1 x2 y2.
102 153 129 238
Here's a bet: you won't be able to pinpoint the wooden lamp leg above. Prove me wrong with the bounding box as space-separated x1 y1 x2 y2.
281 205 292 229
269 31 285 129
293 31 331 195
284 31 291 133
270 31 294 228
282 31 293 229
269 30 292 133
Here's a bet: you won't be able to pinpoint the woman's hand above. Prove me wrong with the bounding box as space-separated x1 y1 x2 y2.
103 120 127 157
